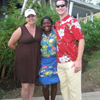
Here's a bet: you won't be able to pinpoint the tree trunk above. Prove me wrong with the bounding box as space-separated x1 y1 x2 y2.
1 65 6 79
6 65 12 78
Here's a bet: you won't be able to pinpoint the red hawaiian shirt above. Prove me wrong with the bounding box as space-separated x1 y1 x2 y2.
54 15 84 63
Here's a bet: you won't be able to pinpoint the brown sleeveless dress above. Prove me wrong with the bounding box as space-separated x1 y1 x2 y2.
14 23 42 83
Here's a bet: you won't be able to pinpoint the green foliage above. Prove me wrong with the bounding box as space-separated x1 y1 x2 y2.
25 2 59 26
0 9 25 67
0 88 5 98
80 17 100 54
97 2 100 7
35 3 59 26
0 1 59 78
0 7 25 78
0 0 100 78
82 50 100 84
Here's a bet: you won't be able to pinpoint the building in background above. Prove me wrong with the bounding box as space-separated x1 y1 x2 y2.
85 0 100 5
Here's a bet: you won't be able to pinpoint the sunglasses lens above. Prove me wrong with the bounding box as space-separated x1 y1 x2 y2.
61 4 66 7
56 5 60 8
56 4 66 8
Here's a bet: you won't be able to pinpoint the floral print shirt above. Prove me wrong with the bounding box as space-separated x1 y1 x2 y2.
39 29 58 77
54 15 84 63
41 29 57 57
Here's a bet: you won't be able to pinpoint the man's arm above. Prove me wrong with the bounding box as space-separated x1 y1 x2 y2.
72 39 85 73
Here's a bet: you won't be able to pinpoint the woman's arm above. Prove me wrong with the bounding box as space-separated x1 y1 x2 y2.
8 27 22 50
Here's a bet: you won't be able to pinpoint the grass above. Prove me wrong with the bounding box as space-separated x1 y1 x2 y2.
82 12 100 84
82 50 100 85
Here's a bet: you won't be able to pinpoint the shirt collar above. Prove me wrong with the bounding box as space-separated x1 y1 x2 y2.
43 29 55 38
59 15 70 23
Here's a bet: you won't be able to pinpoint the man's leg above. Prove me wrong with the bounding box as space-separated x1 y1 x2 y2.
57 63 69 100
58 62 81 100
66 62 81 100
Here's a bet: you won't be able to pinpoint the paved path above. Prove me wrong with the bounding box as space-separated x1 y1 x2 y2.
1 91 100 100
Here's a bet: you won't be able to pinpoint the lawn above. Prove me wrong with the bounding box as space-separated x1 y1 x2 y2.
82 50 100 92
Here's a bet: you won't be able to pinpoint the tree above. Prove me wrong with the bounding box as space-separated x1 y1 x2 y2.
97 2 100 7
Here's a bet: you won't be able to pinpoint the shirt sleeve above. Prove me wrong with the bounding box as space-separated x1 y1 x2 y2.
71 20 84 40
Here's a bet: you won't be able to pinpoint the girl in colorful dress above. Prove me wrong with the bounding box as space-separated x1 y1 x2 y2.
38 16 59 100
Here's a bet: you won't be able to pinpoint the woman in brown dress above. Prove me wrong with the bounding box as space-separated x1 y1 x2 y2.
8 9 42 100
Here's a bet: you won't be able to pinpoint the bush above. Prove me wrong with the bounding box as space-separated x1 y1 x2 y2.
80 17 100 54
0 1 100 78
0 88 5 98
0 2 59 79
0 9 25 79
29 2 59 26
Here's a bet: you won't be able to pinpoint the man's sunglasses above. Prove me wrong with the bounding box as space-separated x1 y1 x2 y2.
56 4 66 8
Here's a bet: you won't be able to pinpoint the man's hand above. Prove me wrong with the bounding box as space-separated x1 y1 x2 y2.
71 39 84 73
71 60 82 73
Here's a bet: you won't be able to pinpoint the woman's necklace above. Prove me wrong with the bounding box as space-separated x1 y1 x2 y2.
27 25 36 37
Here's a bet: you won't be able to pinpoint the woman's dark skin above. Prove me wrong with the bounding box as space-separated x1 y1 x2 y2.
41 18 58 100
42 84 57 100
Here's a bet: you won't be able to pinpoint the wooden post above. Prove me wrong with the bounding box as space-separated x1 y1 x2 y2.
90 12 93 22
86 13 87 23
49 0 51 5
20 0 28 15
84 13 87 23
69 2 74 16
37 0 41 6
77 13 79 21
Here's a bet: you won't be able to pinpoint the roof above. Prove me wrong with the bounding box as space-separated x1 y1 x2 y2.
69 0 100 17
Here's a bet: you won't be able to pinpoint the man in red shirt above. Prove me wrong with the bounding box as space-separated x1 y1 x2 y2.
54 0 85 100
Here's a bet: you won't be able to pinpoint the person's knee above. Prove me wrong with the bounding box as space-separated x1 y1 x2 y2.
22 84 29 91
51 83 57 89
42 85 49 91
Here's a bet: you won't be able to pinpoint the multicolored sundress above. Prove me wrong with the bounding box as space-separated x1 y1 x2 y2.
38 29 60 85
